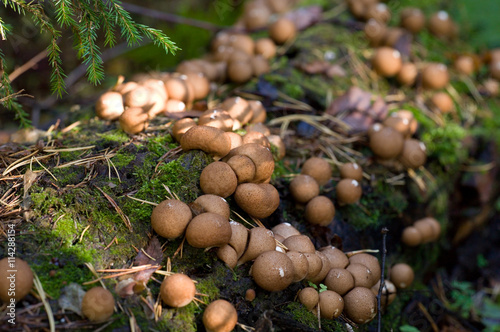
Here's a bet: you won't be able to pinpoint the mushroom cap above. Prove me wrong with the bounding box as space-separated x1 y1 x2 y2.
324 268 355 296
160 274 196 308
228 33 255 55
184 72 211 100
413 218 435 243
430 92 454 113
185 212 232 248
221 97 253 126
164 76 194 103
422 63 449 90
271 223 301 239
339 163 363 181
420 217 441 241
364 3 391 23
251 55 271 77
491 61 500 80
248 100 267 124
245 289 256 301
319 290 344 319
303 252 323 280
286 251 309 282
369 124 405 159
114 81 138 95
336 179 362 205
151 199 193 239
242 131 270 148
398 139 427 169
383 113 413 137
181 126 232 159
95 91 124 120
390 263 414 289
243 2 271 30
200 162 238 198
227 60 253 84
308 251 332 284
396 62 418 86
194 195 230 220
289 174 320 204
428 11 454 38
237 227 276 265
282 235 316 254
364 18 387 47
0 257 33 302
267 135 286 161
228 221 249 258
298 287 319 311
251 251 294 291
268 17 296 45
265 0 291 13
401 226 423 246
371 280 397 306
123 86 152 108
234 183 280 218
199 109 234 132
225 132 244 150
246 122 271 136
454 55 476 75
81 286 115 322
217 245 238 269
349 253 381 287
119 107 149 135
172 118 197 142
319 246 349 269
223 143 274 183
343 287 378 324
392 110 418 135
141 78 168 99
400 7 425 33
346 263 375 288
254 38 277 59
305 196 335 226
202 299 238 332
372 47 402 77
301 157 332 186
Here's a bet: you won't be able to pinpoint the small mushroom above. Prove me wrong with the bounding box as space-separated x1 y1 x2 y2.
245 289 256 301
349 253 381 286
282 235 316 254
454 55 476 76
151 199 192 239
119 107 149 135
172 118 196 142
319 290 344 319
123 86 151 108
289 174 320 204
301 157 332 186
271 222 301 239
268 17 296 45
81 287 115 322
430 92 454 113
371 280 397 307
184 72 211 100
396 62 418 86
364 3 391 23
319 246 349 269
303 252 323 280
400 7 425 34
413 218 436 243
428 11 454 39
398 139 427 169
420 217 441 241
114 81 138 95
298 287 319 311
200 161 238 198
193 195 230 220
369 124 404 159
346 263 374 288
217 245 238 269
401 226 423 246
305 196 335 226
221 97 253 128
95 91 124 120
343 287 377 324
372 47 402 77
324 268 355 296
180 126 232 159
234 183 280 218
228 221 249 258
203 299 238 332
164 76 194 104
237 227 276 265
198 109 234 132
254 38 277 59
308 251 332 284
336 179 362 205
228 60 253 84
390 263 414 289
251 55 271 77
225 132 244 150
242 131 270 148
251 251 294 291
364 18 387 47
223 143 274 183
0 257 33 302
246 122 271 136
286 251 309 282
185 212 232 248
248 100 267 123
339 163 363 181
422 63 449 90
267 135 286 160
160 273 196 308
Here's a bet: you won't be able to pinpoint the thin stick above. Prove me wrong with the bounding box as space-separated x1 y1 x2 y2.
8 49 48 82
377 227 388 332
33 273 55 332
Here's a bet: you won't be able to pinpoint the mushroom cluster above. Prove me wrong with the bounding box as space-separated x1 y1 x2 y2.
401 217 442 247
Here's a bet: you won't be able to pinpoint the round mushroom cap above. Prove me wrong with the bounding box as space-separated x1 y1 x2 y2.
251 251 294 291
119 107 149 135
265 0 291 13
151 199 193 239
364 18 387 46
180 126 232 159
428 11 454 38
271 223 301 239
371 280 397 306
305 196 335 226
413 218 435 243
243 2 271 30
390 263 414 289
319 247 348 269
422 63 449 90
0 257 33 302
401 226 423 246
430 92 454 113
324 268 355 296
392 110 418 135
184 72 211 100
301 157 332 186
308 251 332 284
245 289 256 301
396 62 418 86
203 299 238 332
223 143 274 183
349 254 381 287
217 245 238 269
200 162 238 198
364 3 391 23
346 263 375 288
194 195 230 220
268 17 296 45
172 118 197 142
237 227 276 265
114 81 138 95
160 274 196 308
298 287 319 310
420 217 441 241
336 179 362 205
95 91 124 120
81 287 115 322
225 132 244 150
372 47 402 77
242 131 270 148
339 163 363 181
319 290 344 319
199 109 234 132
343 287 378 324
228 33 255 55
227 60 253 84
286 251 309 282
246 122 271 136
123 86 151 108
400 7 425 33
254 38 277 59
290 174 320 204
221 97 253 126
164 76 194 103
282 235 316 254
228 221 249 258
251 55 271 77
234 183 280 219
164 99 186 114
398 139 427 169
226 155 256 184
383 113 413 137
369 124 405 159
185 212 232 248
454 55 476 75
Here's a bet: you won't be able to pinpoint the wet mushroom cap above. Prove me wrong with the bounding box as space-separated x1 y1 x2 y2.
251 251 294 291
81 286 115 322
343 287 378 324
298 287 319 310
390 263 414 289
160 274 196 308
151 199 193 239
289 174 320 204
0 257 33 302
305 195 335 226
301 157 332 186
200 162 238 198
319 290 344 319
203 299 238 332
185 212 232 248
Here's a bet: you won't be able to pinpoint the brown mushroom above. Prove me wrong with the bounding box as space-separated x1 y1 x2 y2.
160 273 196 308
400 7 425 34
81 287 115 322
422 63 449 90
151 199 192 239
180 126 232 159
172 118 196 142
390 263 414 289
401 226 423 246
200 162 238 198
234 183 280 218
271 223 301 239
193 195 230 220
301 157 332 186
254 38 277 59
119 107 149 135
95 91 124 120
198 109 234 132
343 287 377 324
339 163 363 181
203 299 238 332
286 251 309 282
336 179 362 205
228 221 249 259
289 174 320 204
298 287 319 311
349 253 381 287
319 290 344 319
268 17 296 45
226 155 256 184
185 212 232 248
396 62 418 86
430 92 454 113
251 251 294 291
223 143 274 183
372 47 402 77
324 268 355 296
305 196 335 226
369 124 405 159
346 263 375 288
237 227 276 265
320 246 349 269
398 139 427 169
0 257 33 302
282 235 316 254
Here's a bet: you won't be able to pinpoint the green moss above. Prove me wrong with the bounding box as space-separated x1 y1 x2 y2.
98 129 130 144
111 149 136 168
284 302 346 331
146 134 177 157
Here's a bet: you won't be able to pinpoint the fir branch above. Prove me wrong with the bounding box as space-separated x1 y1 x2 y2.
106 0 141 46
53 0 76 27
79 19 104 85
0 16 10 40
97 2 117 47
136 24 179 55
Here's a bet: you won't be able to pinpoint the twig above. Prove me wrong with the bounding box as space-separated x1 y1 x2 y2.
377 227 388 332
33 273 55 332
8 49 49 82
